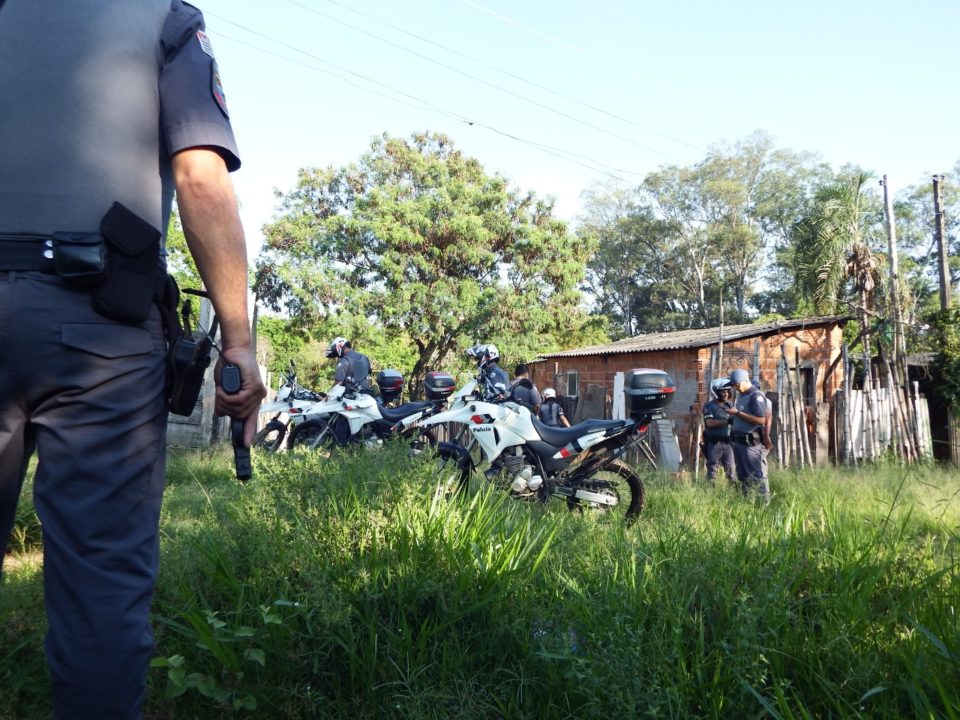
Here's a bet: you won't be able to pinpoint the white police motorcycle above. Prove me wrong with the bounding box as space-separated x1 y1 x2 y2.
422 361 675 524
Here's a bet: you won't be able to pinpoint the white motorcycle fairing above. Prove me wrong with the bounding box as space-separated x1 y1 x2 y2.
417 399 539 463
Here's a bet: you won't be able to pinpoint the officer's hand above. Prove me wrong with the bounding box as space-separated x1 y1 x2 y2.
723 401 734 410
215 346 268 446
763 437 773 451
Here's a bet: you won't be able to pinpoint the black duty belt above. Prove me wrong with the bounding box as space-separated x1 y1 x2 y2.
0 234 55 273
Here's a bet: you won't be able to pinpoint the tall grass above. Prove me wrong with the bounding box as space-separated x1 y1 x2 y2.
1 448 958 719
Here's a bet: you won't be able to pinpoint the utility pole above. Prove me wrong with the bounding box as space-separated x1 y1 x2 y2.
880 175 904 359
933 175 952 310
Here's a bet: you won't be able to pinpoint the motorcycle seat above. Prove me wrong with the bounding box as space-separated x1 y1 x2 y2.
377 401 435 423
532 416 628 447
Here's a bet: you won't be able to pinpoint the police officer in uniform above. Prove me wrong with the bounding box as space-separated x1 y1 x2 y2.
327 336 372 390
538 388 570 427
727 368 772 499
509 363 542 414
0 3 266 718
327 337 371 444
702 378 736 486
478 344 509 398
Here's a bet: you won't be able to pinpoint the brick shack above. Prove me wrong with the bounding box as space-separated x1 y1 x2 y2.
528 316 849 465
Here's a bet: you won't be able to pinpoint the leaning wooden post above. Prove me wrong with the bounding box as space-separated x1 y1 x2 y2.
842 344 854 465
780 345 802 468
776 359 786 467
796 347 813 465
888 357 915 462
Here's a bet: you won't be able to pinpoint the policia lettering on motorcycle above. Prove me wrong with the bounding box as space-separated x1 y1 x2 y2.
0 3 266 718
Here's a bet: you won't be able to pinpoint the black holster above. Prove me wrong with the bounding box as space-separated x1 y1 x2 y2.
158 276 213 417
93 202 161 323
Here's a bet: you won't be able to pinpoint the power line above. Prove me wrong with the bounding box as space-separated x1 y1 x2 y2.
319 0 701 153
206 16 640 181
282 0 678 161
462 0 648 83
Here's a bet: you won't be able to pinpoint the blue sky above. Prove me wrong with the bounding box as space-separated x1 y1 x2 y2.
195 0 960 256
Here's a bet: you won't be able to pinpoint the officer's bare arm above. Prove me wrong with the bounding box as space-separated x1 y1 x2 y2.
172 147 266 439
728 407 764 426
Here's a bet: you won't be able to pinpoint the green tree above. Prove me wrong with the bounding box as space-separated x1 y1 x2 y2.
579 181 680 337
793 171 885 351
164 205 201 290
256 131 595 392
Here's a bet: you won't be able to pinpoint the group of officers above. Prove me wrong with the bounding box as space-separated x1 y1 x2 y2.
701 368 772 499
330 338 774 502
327 340 573 429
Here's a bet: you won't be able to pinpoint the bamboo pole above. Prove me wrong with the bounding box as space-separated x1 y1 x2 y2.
780 345 804 468
842 344 854 465
887 357 915 463
776 360 786 467
796 347 813 466
861 352 877 461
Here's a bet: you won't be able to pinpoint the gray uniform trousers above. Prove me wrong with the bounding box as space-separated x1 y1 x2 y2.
704 438 736 483
732 440 770 498
0 272 167 719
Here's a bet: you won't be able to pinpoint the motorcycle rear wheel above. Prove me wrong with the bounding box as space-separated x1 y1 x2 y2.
253 420 287 453
567 459 645 524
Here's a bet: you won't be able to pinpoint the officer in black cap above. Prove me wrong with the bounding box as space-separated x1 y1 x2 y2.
0 2 266 717
728 369 772 499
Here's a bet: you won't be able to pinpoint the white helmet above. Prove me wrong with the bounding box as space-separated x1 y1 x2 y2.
326 336 349 358
710 378 733 400
542 387 557 400
467 343 499 367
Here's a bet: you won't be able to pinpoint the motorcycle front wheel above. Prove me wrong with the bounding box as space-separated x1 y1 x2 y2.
432 444 472 498
253 419 287 453
287 418 332 452
567 459 645 524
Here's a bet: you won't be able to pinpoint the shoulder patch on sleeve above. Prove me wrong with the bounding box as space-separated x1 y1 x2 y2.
196 29 214 57
211 59 229 118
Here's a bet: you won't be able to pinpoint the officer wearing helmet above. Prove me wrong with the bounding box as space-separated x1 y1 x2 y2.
727 368 772 499
702 378 736 485
327 336 371 390
538 387 570 427
470 343 509 399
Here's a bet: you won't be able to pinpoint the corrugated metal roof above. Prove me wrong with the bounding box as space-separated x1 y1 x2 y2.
539 316 850 358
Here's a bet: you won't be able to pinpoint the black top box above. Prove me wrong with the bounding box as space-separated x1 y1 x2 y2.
424 371 456 401
376 368 404 401
624 368 675 417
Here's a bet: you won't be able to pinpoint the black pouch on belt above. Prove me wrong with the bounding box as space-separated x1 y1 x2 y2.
50 232 105 285
93 202 161 323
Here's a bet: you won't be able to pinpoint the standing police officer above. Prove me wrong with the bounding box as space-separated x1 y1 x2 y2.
509 363 542 414
702 379 736 486
327 336 372 390
0 3 266 718
727 369 772 499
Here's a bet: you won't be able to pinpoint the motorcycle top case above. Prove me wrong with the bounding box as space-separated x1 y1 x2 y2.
376 368 404 402
624 368 675 417
424 371 456 401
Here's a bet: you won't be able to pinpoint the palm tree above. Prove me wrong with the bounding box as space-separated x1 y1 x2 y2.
793 172 883 353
